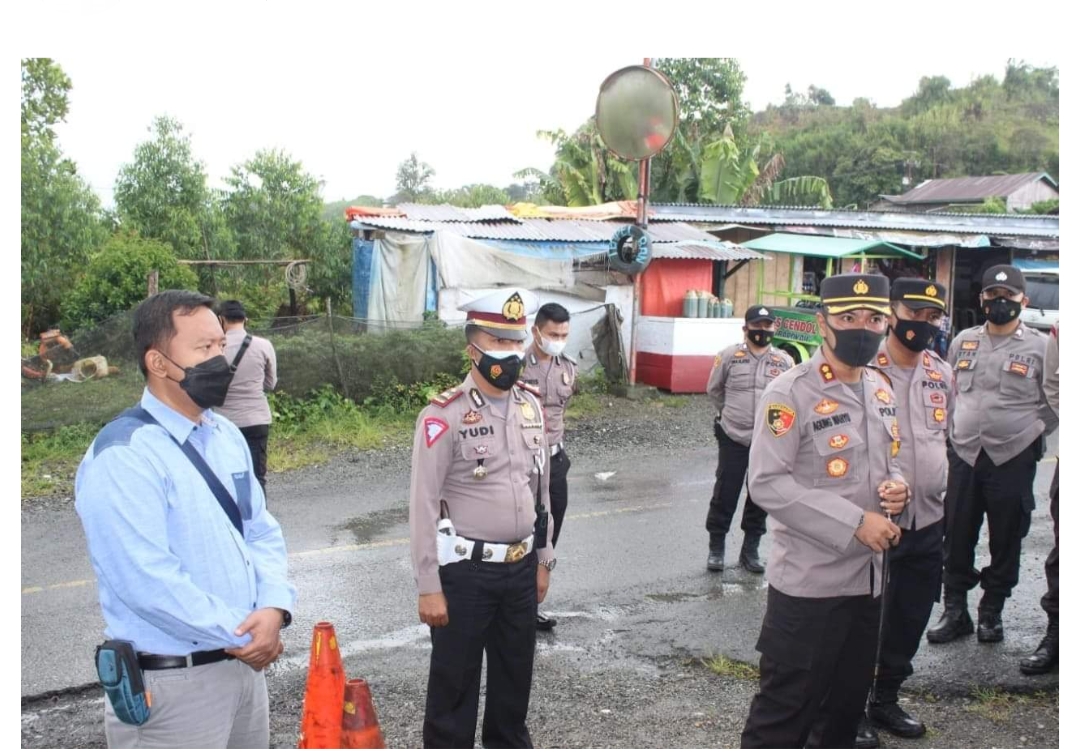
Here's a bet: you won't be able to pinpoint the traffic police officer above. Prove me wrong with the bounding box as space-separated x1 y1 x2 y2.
408 288 556 748
704 305 794 572
928 265 1058 645
1021 319 1058 674
741 274 909 749
521 302 578 632
858 278 953 747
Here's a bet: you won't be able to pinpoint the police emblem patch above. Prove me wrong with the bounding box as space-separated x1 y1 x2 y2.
734 350 747 358
520 402 536 421
827 458 849 477
463 410 483 425
926 284 938 297
815 398 839 415
766 403 796 438
956 359 972 370
930 392 945 405
820 364 835 383
1008 361 1030 377
933 408 946 423
876 389 892 404
926 370 943 381
829 434 849 449
961 341 979 351
714 354 722 367
854 279 869 295
424 418 449 447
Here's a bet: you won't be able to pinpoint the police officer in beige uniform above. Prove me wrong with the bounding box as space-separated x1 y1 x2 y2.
521 302 577 632
408 289 555 748
705 305 794 572
928 265 1058 645
1021 319 1058 674
857 278 953 747
740 274 909 749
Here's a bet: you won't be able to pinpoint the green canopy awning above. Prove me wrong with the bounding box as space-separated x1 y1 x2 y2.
741 233 924 260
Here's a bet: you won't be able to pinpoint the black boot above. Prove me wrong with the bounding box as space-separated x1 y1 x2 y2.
926 589 974 644
868 702 927 739
1020 618 1059 675
977 597 1005 643
856 715 880 748
707 540 725 572
739 533 765 573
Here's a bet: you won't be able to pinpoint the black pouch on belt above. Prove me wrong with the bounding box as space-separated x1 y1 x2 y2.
95 640 152 726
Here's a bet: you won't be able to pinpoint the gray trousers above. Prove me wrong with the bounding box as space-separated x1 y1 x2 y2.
104 658 269 749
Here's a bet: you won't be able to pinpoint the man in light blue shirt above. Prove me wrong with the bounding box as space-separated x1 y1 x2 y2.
75 290 296 748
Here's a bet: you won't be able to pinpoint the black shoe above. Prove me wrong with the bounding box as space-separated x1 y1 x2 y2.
739 536 765 574
868 702 927 739
536 612 557 632
927 591 974 644
856 716 880 749
707 544 725 572
1020 628 1059 675
977 609 1004 643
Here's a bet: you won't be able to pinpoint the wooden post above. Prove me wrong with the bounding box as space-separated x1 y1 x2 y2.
326 298 350 398
148 269 159 296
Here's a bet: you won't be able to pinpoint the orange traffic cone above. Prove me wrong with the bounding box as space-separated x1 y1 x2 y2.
341 678 386 748
298 622 347 748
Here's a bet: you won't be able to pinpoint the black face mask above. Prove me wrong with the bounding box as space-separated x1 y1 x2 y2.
826 326 885 368
163 353 235 409
893 319 940 352
984 296 1021 326
747 328 774 347
471 345 524 391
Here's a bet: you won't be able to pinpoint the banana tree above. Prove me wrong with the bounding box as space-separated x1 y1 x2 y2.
516 121 637 207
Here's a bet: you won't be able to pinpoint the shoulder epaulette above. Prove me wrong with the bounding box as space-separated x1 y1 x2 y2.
430 387 464 407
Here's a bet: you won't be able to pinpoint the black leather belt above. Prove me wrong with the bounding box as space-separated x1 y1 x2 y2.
137 649 231 670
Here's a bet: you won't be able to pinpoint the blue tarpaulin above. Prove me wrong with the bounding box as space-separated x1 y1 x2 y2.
351 238 376 318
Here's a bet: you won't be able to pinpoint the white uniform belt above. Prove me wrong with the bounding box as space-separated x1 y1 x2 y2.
436 519 534 566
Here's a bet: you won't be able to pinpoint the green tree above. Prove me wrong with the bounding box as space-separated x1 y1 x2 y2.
431 184 511 208
392 152 435 203
114 116 211 260
21 58 108 335
222 150 349 311
62 232 199 329
516 121 638 206
653 58 750 136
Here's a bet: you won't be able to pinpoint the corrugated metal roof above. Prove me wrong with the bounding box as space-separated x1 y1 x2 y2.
354 216 715 243
887 173 1057 204
652 242 766 262
649 204 1059 238
395 203 475 222
462 205 517 222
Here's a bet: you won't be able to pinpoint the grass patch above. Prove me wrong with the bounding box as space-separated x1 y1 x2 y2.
267 399 415 473
565 393 607 421
22 370 145 432
964 686 1055 723
22 424 99 498
652 395 689 409
702 654 760 681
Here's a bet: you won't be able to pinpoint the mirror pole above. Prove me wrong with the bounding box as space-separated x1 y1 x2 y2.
629 59 653 386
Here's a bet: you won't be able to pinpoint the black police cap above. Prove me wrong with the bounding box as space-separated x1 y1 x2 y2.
982 264 1025 294
744 305 777 324
819 273 891 315
891 277 947 312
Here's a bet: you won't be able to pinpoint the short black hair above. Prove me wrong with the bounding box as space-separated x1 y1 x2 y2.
535 302 570 329
133 290 216 377
218 299 247 323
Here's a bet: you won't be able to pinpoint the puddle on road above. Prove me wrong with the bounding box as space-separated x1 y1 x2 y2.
339 504 409 545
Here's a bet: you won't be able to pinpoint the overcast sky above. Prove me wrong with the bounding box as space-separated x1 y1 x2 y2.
47 47 1058 207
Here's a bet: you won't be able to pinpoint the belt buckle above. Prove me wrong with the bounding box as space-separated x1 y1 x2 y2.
505 541 528 563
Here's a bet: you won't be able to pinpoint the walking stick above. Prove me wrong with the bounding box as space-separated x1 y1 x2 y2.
869 510 898 709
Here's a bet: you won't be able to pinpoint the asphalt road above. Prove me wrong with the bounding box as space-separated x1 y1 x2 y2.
21 398 1059 746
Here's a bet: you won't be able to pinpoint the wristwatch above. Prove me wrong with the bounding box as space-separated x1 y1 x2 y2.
539 558 557 572
277 608 292 629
